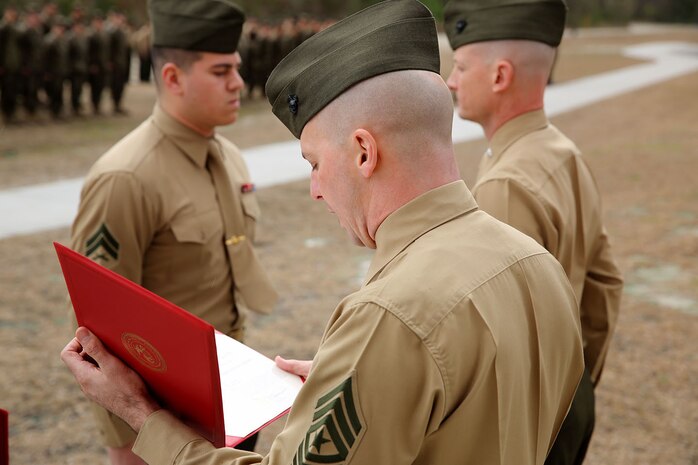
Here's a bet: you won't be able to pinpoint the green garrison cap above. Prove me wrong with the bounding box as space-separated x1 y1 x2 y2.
444 0 567 50
148 0 245 53
265 0 440 139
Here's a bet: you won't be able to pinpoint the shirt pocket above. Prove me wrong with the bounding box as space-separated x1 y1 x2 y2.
171 209 223 244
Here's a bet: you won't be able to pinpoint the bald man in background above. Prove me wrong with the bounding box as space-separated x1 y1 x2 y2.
62 1 584 464
444 1 624 464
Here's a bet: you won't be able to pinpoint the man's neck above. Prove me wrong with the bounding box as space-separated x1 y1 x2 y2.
367 151 460 246
484 102 544 141
159 99 214 137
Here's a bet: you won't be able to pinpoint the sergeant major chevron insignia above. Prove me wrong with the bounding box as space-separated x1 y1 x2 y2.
293 374 365 465
86 223 120 263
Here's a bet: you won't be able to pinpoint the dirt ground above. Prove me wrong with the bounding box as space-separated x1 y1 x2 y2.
1 25 697 464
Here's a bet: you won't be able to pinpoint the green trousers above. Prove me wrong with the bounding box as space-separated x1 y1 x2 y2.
546 367 595 465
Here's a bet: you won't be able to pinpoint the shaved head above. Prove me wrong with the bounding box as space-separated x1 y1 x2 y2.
313 69 455 164
470 40 556 89
300 69 460 248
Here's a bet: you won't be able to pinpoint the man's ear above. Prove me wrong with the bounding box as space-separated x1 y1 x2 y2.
492 59 514 93
352 129 378 179
161 63 184 95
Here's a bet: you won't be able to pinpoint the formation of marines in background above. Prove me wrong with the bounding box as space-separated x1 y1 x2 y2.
0 3 131 123
0 2 331 125
238 17 333 98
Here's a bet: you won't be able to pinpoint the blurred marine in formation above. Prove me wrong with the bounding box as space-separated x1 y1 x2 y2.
18 6 44 120
87 13 109 115
107 11 130 115
68 17 89 116
0 4 21 124
43 16 69 119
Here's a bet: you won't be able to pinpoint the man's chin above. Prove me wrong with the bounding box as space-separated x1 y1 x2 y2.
213 113 238 127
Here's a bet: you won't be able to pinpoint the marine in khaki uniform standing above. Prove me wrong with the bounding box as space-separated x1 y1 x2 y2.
69 0 277 463
62 2 584 464
444 1 624 463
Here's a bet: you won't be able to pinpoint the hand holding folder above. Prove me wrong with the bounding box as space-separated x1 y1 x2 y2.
55 242 303 448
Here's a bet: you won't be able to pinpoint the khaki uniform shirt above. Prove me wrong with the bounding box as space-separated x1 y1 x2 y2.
71 104 277 446
473 110 623 384
132 181 584 465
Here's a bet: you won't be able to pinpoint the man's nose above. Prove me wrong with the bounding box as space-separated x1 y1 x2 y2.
229 69 244 90
446 70 457 90
310 175 322 200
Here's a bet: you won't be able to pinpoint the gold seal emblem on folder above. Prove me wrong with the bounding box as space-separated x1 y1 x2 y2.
121 333 168 373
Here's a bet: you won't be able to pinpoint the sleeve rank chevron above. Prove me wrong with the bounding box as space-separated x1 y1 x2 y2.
85 223 120 263
293 374 365 465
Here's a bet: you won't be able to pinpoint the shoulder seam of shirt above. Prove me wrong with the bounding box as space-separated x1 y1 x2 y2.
96 119 165 176
475 175 552 214
344 298 449 421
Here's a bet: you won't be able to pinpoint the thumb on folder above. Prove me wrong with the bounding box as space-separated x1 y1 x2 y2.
275 356 312 379
61 327 160 432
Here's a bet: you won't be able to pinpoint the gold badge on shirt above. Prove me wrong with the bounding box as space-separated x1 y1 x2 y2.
293 374 365 465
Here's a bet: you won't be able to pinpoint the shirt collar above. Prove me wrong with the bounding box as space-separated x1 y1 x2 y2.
363 181 479 286
488 109 549 164
151 104 211 168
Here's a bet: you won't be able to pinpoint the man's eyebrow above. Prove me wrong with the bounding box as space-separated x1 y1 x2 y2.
209 63 235 70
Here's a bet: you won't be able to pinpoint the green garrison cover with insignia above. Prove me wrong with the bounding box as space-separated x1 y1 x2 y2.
86 223 120 263
294 374 365 465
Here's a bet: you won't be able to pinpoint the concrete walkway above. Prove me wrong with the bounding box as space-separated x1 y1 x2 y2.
1 41 697 240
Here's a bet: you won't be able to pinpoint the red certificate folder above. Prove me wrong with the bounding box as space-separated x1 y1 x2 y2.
1 408 8 465
54 242 299 448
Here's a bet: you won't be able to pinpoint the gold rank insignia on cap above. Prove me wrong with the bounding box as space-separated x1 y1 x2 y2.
86 223 120 263
293 374 365 465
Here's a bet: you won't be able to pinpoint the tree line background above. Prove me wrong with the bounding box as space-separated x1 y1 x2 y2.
4 0 697 28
